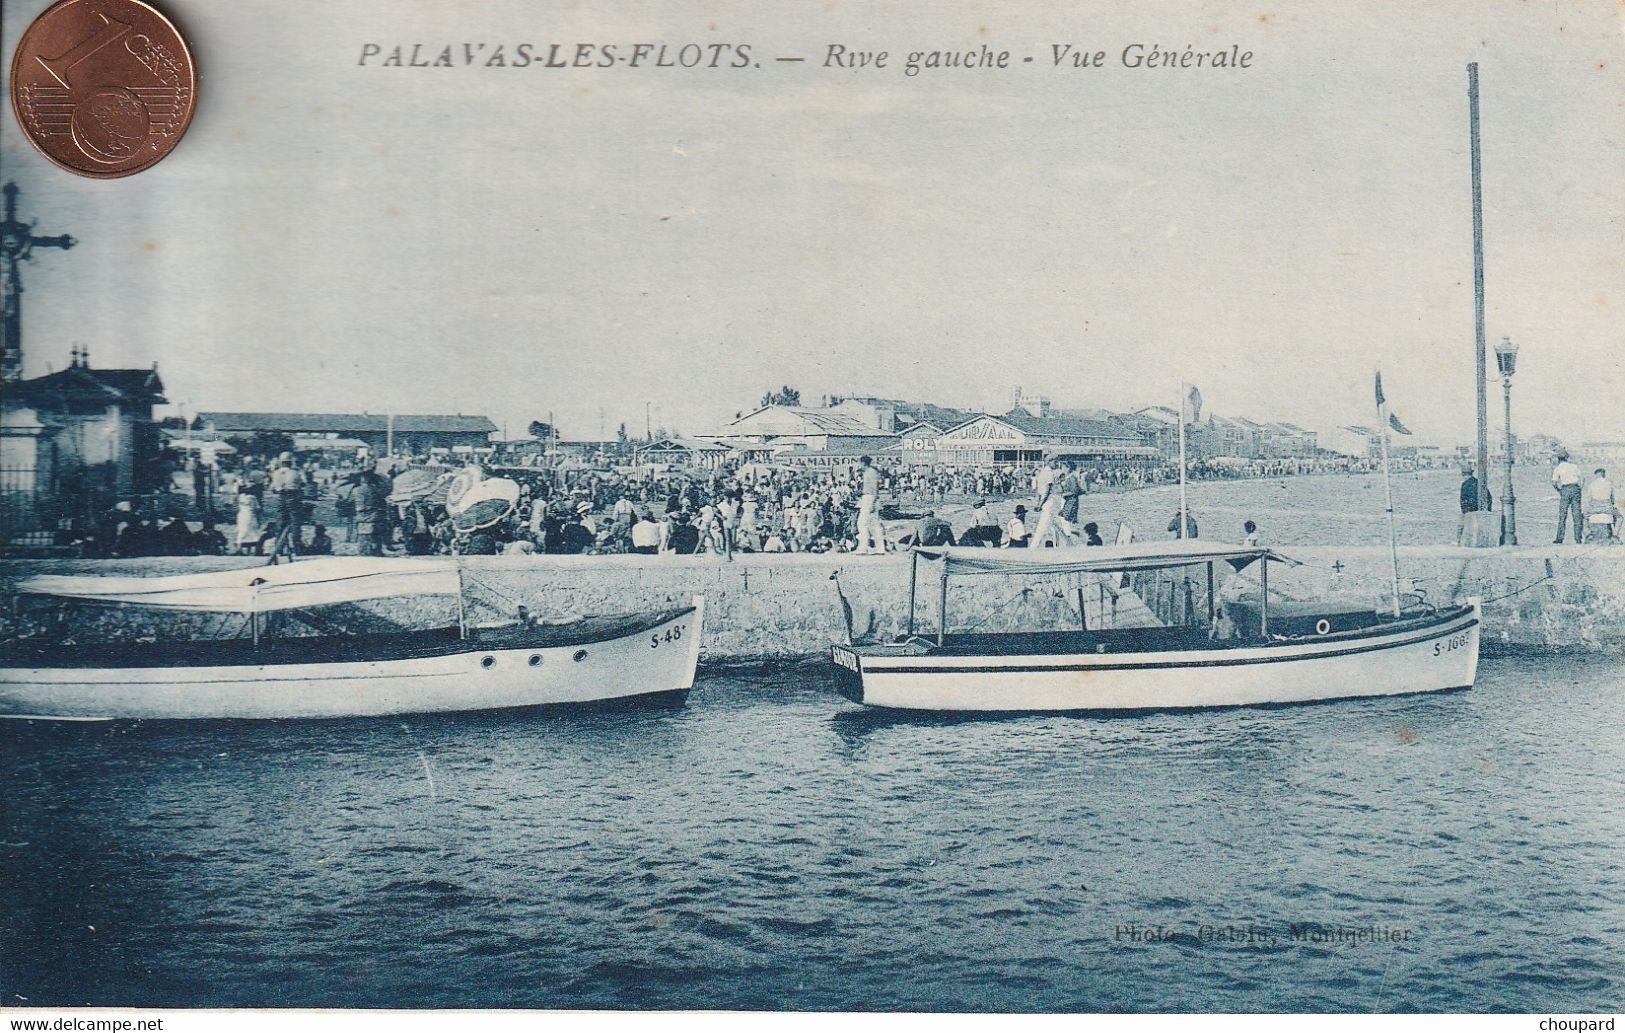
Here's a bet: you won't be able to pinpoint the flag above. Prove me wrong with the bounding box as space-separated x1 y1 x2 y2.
1374 371 1412 435
1180 384 1203 425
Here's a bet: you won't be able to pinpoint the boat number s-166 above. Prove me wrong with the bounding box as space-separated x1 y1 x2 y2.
1434 631 1469 656
651 625 685 649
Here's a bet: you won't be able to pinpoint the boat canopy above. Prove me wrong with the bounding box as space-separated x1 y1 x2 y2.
911 541 1294 578
15 558 464 613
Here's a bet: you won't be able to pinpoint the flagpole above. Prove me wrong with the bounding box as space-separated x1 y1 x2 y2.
1377 379 1402 618
1177 381 1188 541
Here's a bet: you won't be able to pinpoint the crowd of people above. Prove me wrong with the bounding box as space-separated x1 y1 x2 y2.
223 453 1239 559
48 440 1604 561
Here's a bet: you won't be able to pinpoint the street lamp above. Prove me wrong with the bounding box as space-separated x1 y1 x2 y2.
1493 335 1519 545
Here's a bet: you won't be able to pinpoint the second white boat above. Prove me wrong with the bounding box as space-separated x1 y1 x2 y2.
831 542 1480 712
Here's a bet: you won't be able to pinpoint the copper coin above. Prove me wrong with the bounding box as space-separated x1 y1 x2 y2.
9 0 197 178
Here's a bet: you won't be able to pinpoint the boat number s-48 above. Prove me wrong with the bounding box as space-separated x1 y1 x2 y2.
651 625 685 648
1434 631 1469 656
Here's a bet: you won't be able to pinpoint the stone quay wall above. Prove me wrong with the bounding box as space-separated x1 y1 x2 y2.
3 545 1622 661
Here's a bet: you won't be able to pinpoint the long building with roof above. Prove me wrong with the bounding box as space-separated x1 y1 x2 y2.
709 405 899 454
198 411 496 454
935 410 1158 466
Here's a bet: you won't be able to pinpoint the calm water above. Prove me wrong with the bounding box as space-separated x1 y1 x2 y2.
3 655 1623 1012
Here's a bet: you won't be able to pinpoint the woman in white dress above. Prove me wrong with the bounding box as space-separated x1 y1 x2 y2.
234 487 263 555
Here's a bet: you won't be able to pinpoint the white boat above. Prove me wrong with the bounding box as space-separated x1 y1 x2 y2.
831 542 1479 712
1 557 705 721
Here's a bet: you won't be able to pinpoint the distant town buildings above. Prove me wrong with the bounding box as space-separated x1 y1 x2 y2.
1578 441 1625 465
709 405 900 454
1318 425 1378 459
197 412 497 455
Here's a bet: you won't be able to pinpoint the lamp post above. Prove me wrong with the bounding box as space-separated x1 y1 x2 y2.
1494 335 1519 545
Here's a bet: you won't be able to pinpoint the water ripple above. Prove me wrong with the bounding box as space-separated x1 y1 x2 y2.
0 654 1621 1011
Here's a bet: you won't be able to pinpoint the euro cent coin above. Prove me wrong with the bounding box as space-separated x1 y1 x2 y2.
9 0 197 178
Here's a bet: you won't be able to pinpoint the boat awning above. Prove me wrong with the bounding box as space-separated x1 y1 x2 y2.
912 541 1295 577
16 558 464 613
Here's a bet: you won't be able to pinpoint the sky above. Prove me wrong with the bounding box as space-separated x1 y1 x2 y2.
2 0 1621 447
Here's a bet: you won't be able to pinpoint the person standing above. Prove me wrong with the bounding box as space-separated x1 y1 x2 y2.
718 490 739 559
192 458 211 521
855 456 885 554
1059 459 1084 529
234 484 263 556
1456 466 1482 545
1029 457 1065 548
1242 520 1260 547
351 465 393 556
1552 450 1584 544
1455 466 1494 544
269 452 303 556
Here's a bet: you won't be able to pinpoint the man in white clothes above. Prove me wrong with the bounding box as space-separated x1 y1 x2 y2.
1552 449 1584 544
855 456 885 554
1028 456 1073 548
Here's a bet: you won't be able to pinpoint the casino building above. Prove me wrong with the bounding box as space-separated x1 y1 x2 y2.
934 410 1159 467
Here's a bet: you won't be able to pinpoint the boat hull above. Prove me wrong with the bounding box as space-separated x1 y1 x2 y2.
832 601 1479 712
0 597 705 722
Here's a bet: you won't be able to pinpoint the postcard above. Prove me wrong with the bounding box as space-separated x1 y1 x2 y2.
1 0 1621 1021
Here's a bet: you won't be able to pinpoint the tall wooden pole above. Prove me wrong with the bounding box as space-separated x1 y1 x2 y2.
1177 381 1188 540
1469 63 1490 510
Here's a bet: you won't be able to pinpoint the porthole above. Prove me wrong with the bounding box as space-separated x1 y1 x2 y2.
481 656 496 669
572 649 588 663
528 654 542 667
1315 619 1332 636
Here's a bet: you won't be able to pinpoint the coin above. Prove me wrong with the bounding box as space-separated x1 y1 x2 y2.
9 0 197 178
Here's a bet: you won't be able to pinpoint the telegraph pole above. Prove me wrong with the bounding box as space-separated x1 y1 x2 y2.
1468 64 1490 510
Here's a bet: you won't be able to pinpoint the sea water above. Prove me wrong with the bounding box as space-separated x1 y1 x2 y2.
2 653 1621 1012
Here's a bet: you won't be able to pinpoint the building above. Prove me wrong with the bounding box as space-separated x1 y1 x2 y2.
1 350 167 534
1519 433 1564 464
935 410 1158 467
896 422 948 465
824 396 978 434
1009 387 1052 419
1577 441 1625 466
1204 415 1260 459
710 405 898 454
198 412 496 455
634 437 734 469
1319 425 1377 458
1262 421 1318 457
